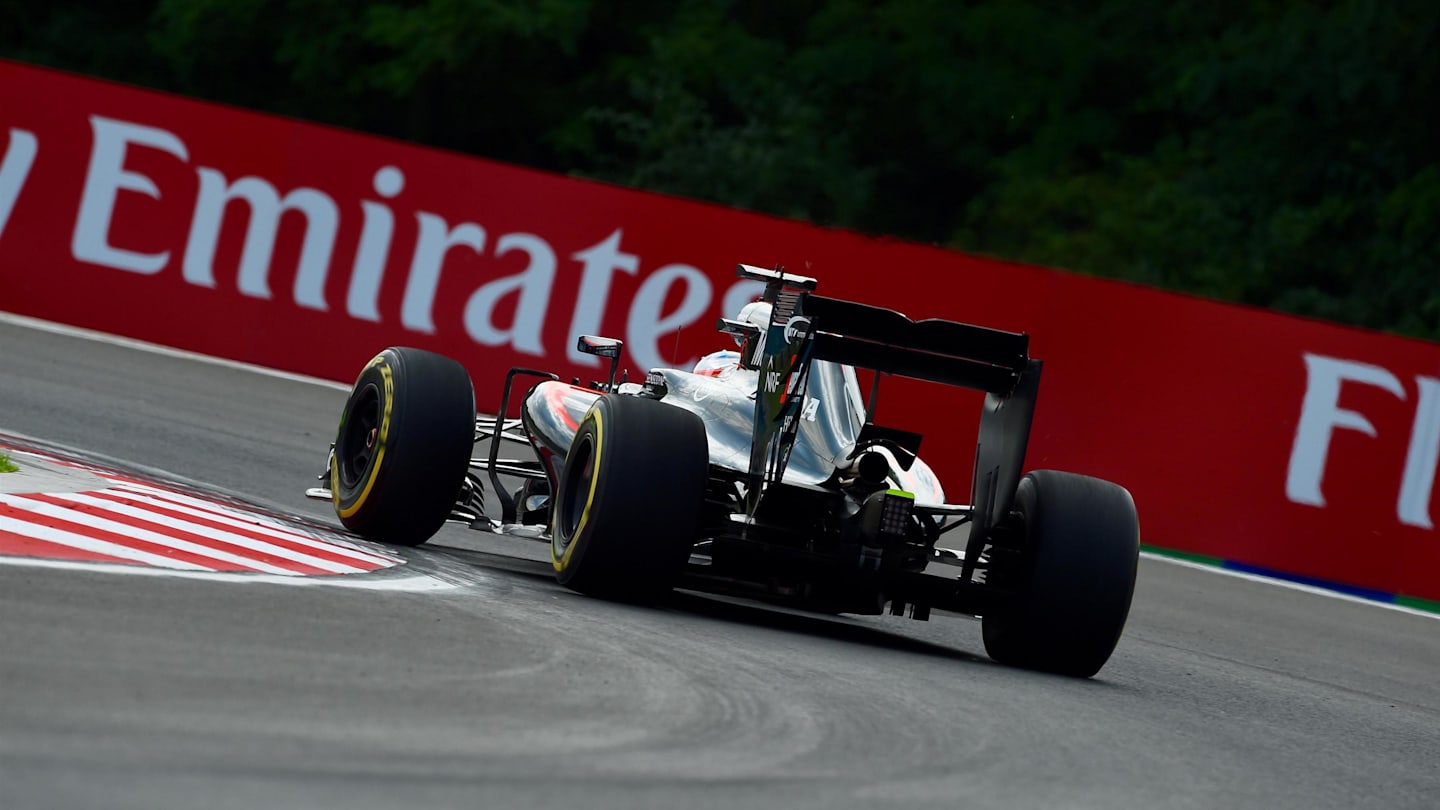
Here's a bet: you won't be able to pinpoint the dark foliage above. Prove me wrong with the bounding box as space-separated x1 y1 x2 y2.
4 1 1435 337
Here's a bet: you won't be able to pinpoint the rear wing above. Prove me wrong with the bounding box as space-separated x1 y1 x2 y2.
730 264 1040 562
799 295 1029 395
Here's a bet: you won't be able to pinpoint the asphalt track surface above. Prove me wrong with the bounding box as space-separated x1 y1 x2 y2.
2 316 1438 810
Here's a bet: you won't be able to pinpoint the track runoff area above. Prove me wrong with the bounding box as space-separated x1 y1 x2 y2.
0 310 1432 620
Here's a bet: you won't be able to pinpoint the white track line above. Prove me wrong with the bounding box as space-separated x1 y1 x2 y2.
0 311 350 391
0 554 460 590
1140 551 1440 621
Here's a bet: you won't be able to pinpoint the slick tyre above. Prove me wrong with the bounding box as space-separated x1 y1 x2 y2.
981 470 1140 678
551 395 708 600
330 347 475 546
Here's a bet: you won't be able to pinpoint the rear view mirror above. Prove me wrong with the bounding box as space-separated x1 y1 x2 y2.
576 335 623 389
576 335 622 359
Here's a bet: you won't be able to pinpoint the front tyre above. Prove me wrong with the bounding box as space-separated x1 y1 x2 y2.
981 470 1140 678
551 395 708 599
330 347 475 546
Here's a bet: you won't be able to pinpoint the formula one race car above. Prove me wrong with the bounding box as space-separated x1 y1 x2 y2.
306 265 1140 677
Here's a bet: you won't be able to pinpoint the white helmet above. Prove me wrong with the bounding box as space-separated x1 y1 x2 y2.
731 299 777 353
732 300 772 350
738 300 772 329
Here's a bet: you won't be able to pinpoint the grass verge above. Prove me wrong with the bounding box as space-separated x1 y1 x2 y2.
0 452 18 473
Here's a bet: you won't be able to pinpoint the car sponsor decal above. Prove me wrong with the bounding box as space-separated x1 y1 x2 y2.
0 447 403 577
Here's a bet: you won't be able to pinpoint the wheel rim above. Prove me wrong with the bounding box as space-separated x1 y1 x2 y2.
555 432 596 553
336 383 381 489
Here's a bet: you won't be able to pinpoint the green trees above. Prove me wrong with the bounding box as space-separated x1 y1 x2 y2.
4 1 1435 338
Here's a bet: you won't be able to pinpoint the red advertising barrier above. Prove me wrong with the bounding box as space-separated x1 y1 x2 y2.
3 60 1439 603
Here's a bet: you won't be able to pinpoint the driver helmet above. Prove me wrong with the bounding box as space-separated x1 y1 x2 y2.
734 300 773 348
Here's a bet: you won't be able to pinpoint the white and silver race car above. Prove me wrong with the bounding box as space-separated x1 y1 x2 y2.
308 265 1140 677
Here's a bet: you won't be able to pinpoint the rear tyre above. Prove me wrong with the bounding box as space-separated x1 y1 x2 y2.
330 347 475 546
981 470 1139 678
550 395 708 599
